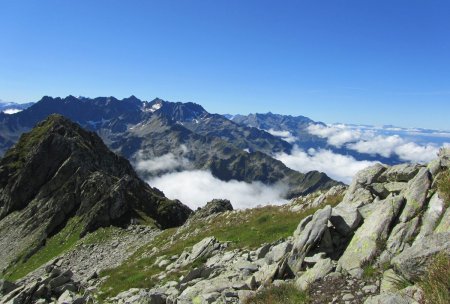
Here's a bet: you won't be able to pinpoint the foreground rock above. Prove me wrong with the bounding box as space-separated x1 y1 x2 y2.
0 265 86 304
391 232 450 281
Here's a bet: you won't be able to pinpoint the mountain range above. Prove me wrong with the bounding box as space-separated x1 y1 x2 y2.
0 96 340 199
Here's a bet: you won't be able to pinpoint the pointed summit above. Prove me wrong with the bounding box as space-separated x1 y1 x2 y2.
0 114 191 271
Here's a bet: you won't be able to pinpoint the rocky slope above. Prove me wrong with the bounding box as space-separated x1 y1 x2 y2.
0 115 191 274
95 149 448 304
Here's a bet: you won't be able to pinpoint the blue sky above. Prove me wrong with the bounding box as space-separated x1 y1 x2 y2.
1 1 449 129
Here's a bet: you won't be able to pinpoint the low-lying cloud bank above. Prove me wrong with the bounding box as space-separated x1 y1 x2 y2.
135 145 190 174
266 128 298 143
148 170 288 210
307 123 450 163
275 147 378 184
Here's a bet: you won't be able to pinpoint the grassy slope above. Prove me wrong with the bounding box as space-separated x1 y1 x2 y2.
97 194 343 300
3 217 82 280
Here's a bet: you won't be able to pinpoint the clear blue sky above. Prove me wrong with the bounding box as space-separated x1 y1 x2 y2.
1 1 449 129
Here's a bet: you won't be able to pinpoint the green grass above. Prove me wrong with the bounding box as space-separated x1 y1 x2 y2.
82 226 123 245
437 169 450 207
418 253 450 304
97 202 340 300
4 217 82 281
244 283 310 304
362 264 378 280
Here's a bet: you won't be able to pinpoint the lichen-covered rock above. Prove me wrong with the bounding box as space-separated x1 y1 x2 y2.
380 269 403 293
379 164 421 183
384 217 420 257
435 206 450 233
175 237 222 268
296 258 333 290
391 232 450 281
339 195 404 277
415 193 445 240
330 206 362 236
399 168 431 223
289 205 332 272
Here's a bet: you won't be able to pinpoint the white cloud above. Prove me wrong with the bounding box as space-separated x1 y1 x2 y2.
2 109 22 114
266 128 298 143
148 170 288 209
347 135 404 158
275 146 378 184
135 145 190 173
307 124 362 147
307 123 449 163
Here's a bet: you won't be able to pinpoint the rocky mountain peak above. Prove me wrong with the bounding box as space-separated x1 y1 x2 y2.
0 114 192 272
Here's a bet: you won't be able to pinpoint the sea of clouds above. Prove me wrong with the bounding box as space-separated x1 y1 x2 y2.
136 124 450 209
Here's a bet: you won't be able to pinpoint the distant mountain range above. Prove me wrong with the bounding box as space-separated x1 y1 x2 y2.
0 96 339 198
226 113 404 164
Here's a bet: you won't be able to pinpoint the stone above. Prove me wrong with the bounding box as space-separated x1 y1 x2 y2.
384 182 408 193
265 241 292 264
371 183 389 198
304 252 327 264
49 274 72 289
435 206 450 233
190 199 233 221
380 164 421 182
296 258 333 290
253 263 279 286
202 291 220 303
362 285 378 294
438 148 450 168
58 290 75 304
234 261 259 273
364 292 417 304
392 232 450 281
338 195 404 277
380 269 403 293
289 205 332 272
0 279 18 296
342 188 374 209
342 293 355 301
256 243 271 259
238 290 255 302
176 237 221 267
416 193 445 240
384 217 420 256
427 158 442 177
399 168 431 223
341 164 386 207
330 206 362 235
